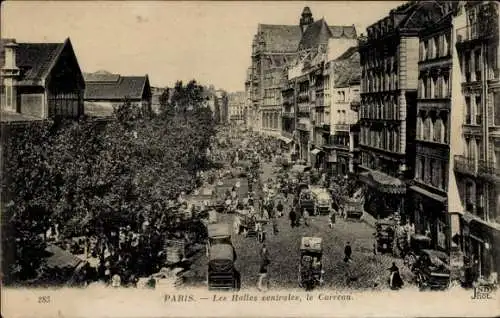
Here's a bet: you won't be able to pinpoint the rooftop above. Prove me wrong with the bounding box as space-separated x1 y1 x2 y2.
0 39 67 85
84 72 149 100
299 19 357 51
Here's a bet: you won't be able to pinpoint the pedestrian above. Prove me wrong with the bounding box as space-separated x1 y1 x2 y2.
303 209 309 227
329 210 336 228
276 200 284 218
388 262 403 290
289 209 297 228
272 217 279 235
257 244 270 291
344 242 352 263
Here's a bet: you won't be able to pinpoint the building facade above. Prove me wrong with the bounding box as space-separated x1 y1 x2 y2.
358 1 451 221
247 22 302 135
410 5 456 253
453 1 500 284
325 48 361 176
84 71 152 117
228 91 246 125
1 38 85 122
283 7 358 165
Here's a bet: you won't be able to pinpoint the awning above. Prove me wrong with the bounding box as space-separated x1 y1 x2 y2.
311 148 322 155
359 170 406 194
278 136 293 144
409 185 447 203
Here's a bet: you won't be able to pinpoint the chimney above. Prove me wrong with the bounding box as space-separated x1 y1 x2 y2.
2 39 20 112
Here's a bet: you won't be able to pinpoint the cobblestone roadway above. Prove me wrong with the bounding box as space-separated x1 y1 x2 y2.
185 161 415 291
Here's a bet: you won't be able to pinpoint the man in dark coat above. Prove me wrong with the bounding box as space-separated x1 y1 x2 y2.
388 262 404 289
344 242 352 263
289 209 297 228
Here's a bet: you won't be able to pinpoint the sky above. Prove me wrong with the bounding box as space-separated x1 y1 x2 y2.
2 1 404 92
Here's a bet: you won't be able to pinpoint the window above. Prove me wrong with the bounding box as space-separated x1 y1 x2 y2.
433 37 439 59
465 96 471 124
432 160 440 187
476 95 482 124
415 156 424 180
442 74 449 98
424 117 433 141
430 76 436 98
434 118 445 143
419 78 426 98
441 162 447 190
495 92 500 126
417 116 424 139
5 86 12 109
474 50 482 81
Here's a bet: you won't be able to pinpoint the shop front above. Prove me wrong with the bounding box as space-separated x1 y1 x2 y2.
409 185 449 252
359 170 407 221
460 213 500 286
310 148 323 170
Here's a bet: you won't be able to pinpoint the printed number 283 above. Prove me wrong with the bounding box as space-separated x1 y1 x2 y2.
38 296 51 303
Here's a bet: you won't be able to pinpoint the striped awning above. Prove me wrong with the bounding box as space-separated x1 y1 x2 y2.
409 185 447 203
359 170 406 194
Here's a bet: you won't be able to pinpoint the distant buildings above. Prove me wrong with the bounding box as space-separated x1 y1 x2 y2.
247 7 357 138
228 91 246 125
246 18 303 134
83 70 152 117
0 38 85 124
282 7 358 166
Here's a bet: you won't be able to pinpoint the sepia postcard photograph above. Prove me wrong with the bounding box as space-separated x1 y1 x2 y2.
0 1 499 317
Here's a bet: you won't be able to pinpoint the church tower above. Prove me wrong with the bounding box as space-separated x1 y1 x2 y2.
300 7 314 34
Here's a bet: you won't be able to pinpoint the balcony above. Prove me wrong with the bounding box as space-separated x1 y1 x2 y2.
298 105 310 113
282 111 295 119
333 124 350 132
454 155 477 175
478 159 500 179
456 4 499 44
297 123 309 131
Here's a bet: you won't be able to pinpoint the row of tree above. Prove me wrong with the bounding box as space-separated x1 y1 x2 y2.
1 80 216 284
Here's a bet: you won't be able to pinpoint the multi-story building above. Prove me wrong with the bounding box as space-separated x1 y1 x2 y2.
324 47 361 176
358 1 451 221
244 67 252 128
1 38 85 123
284 8 358 164
228 91 246 125
248 21 302 135
453 1 499 284
410 3 457 253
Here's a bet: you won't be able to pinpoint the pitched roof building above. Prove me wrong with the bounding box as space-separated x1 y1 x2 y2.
0 38 85 124
83 70 152 117
247 6 357 137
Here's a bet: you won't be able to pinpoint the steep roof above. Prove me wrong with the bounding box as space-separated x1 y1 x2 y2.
257 24 302 52
333 49 361 88
84 73 149 100
0 39 67 85
335 46 358 61
298 19 357 50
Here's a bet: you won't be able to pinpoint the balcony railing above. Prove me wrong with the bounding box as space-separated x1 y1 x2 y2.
334 124 350 131
298 105 310 113
282 111 295 119
454 155 477 175
478 159 500 178
456 3 499 43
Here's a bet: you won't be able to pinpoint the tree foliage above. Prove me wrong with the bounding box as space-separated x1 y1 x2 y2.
1 80 216 283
